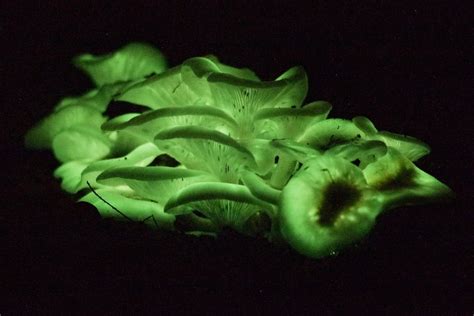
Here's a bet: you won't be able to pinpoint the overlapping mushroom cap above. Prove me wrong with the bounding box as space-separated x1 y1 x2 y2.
25 43 453 258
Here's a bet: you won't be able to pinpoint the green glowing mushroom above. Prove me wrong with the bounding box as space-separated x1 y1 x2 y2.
25 42 453 259
74 42 167 87
362 147 453 209
205 66 308 139
115 55 258 110
352 116 431 161
55 142 162 193
279 154 384 258
96 166 215 206
25 104 106 150
164 182 275 236
153 126 258 182
102 105 238 142
299 118 364 151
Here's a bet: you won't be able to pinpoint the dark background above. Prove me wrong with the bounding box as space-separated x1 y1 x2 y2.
2 1 472 314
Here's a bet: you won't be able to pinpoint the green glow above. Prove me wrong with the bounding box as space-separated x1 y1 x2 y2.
279 154 383 258
74 42 167 86
164 181 274 235
25 42 453 258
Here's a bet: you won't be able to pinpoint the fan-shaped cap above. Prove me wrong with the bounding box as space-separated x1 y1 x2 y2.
74 42 167 86
279 154 383 258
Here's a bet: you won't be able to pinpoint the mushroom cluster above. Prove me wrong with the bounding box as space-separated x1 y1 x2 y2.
25 43 453 258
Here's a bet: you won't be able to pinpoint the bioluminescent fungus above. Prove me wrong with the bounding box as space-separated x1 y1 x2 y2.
25 42 453 258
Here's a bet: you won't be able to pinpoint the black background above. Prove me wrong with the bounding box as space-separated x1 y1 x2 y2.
2 1 472 314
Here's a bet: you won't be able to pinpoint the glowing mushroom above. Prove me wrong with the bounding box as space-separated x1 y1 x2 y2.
279 154 384 258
